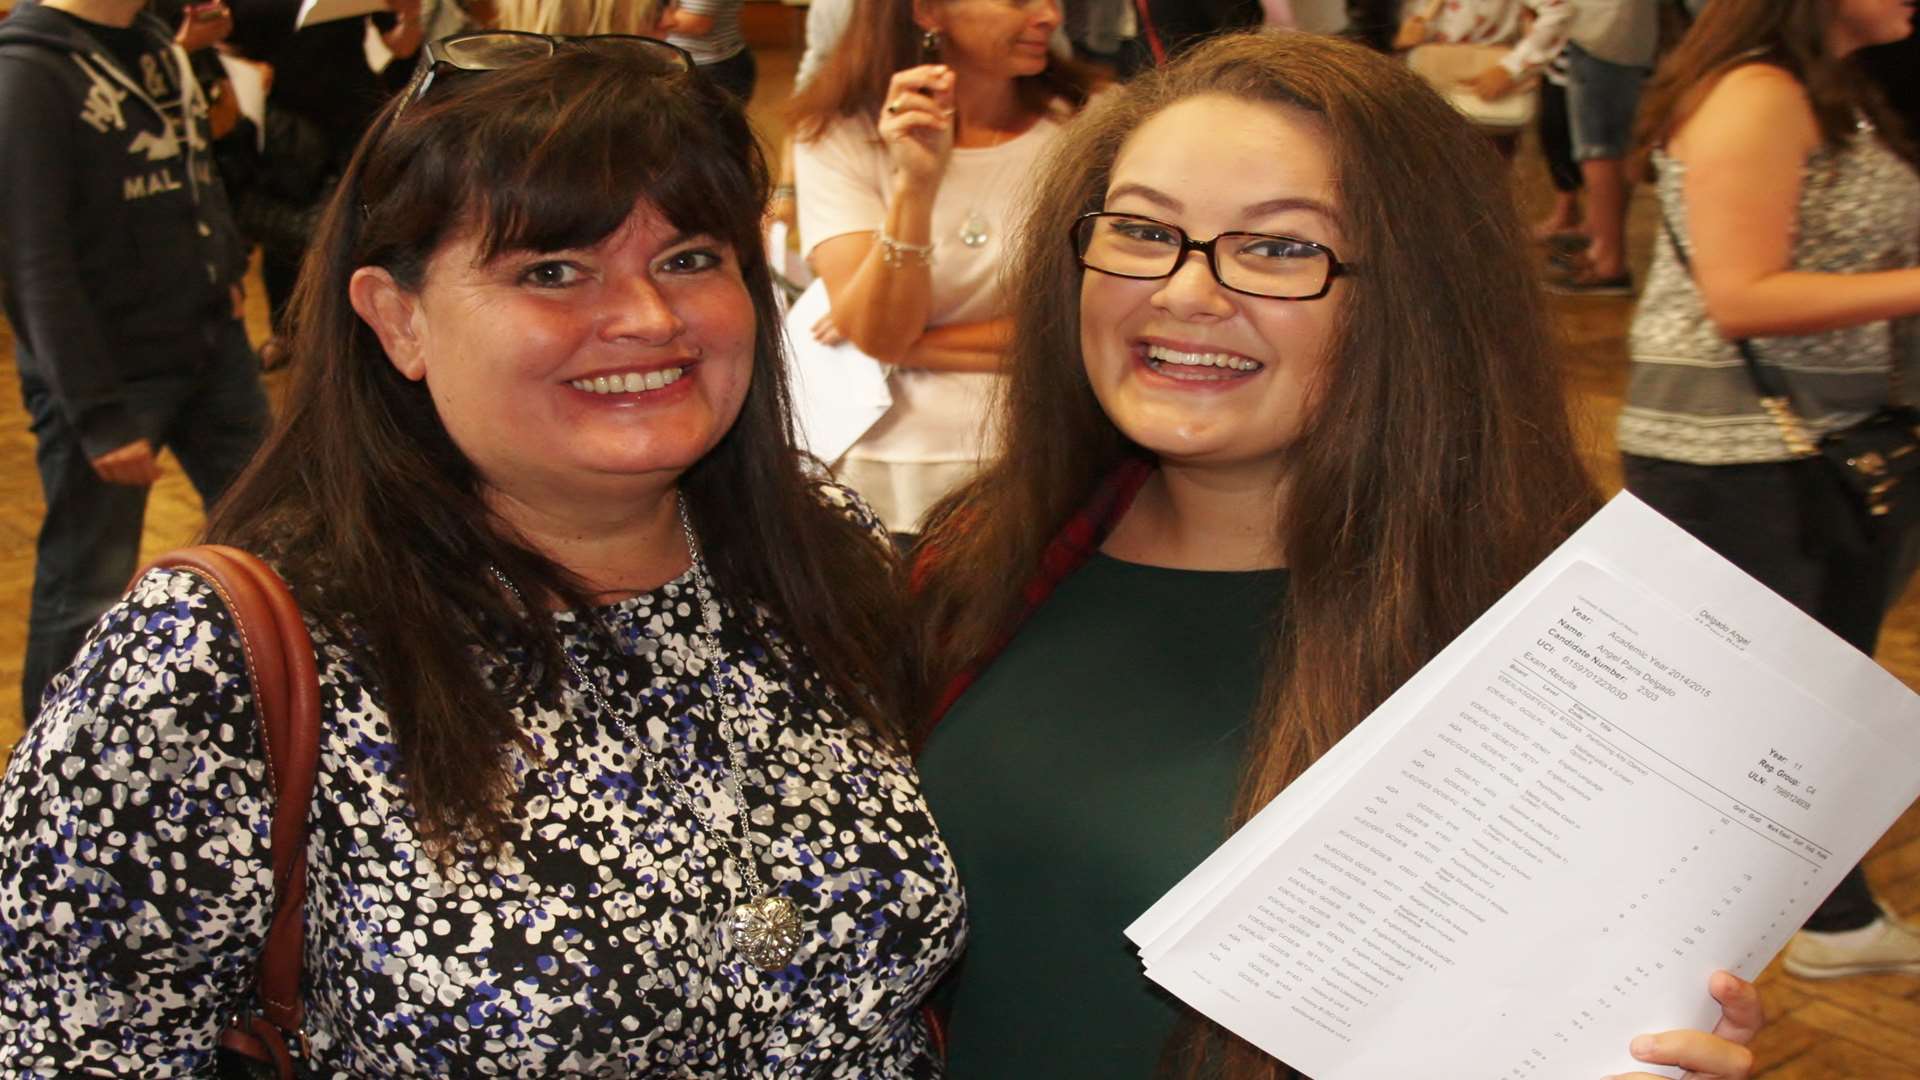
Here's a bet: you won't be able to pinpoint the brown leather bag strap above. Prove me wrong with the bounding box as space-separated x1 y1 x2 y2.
141 546 320 1077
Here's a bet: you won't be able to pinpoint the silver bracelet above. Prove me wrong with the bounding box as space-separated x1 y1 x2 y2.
878 230 934 268
772 183 796 200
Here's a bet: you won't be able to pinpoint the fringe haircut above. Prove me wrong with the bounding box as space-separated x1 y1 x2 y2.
209 48 908 862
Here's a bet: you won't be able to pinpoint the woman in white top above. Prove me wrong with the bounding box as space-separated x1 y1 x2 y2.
1393 0 1572 117
789 0 1094 538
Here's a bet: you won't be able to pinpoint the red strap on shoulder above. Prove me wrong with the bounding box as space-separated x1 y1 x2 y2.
1131 0 1169 65
140 546 319 1078
922 458 1155 733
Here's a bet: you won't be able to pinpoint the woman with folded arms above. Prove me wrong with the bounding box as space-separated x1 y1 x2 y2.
912 29 1763 1078
0 36 962 1075
789 0 1091 541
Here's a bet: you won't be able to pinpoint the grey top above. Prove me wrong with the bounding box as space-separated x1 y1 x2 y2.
1619 116 1920 465
668 0 745 67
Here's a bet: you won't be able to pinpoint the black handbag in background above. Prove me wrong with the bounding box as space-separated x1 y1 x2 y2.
1658 211 1920 540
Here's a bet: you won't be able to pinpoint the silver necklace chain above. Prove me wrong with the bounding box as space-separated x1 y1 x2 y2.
486 499 802 967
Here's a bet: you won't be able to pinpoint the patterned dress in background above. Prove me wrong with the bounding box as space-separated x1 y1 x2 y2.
1619 119 1920 463
0 505 965 1076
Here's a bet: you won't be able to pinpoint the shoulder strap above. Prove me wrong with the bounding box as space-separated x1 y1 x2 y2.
914 457 1155 740
1656 208 1818 455
1129 0 1167 65
138 546 319 1076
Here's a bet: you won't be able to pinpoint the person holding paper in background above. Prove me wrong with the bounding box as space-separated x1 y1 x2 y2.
911 29 1762 1078
1618 0 1920 979
789 0 1093 542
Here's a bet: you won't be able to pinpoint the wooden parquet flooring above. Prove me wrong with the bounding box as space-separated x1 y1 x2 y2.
0 33 1915 1077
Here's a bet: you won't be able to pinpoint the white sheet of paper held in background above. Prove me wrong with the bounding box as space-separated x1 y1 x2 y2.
1129 493 1920 1080
294 0 389 30
780 280 892 465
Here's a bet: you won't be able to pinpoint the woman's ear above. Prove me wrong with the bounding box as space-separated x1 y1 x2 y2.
909 0 941 32
348 266 428 381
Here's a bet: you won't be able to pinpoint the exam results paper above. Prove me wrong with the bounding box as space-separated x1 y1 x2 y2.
1129 493 1920 1079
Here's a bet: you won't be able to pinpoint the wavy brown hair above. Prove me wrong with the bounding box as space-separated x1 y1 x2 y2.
208 48 906 861
911 29 1600 1076
1633 0 1915 175
786 0 1094 142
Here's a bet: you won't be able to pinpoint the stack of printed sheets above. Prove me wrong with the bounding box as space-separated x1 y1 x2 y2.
1129 493 1920 1079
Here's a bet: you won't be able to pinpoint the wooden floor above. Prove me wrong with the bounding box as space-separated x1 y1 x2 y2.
0 34 1916 1079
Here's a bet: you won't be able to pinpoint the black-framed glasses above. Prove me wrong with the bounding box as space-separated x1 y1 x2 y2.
399 31 695 116
1071 212 1354 300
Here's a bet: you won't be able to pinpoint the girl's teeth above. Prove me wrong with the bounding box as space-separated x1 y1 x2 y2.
571 367 685 394
1144 345 1262 372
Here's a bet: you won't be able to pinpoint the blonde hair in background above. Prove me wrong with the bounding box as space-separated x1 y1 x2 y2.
491 0 660 35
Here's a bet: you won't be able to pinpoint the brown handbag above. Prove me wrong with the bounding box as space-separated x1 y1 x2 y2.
139 546 321 1078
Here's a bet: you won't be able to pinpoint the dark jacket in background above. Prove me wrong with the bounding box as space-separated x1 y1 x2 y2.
227 0 405 164
0 4 247 457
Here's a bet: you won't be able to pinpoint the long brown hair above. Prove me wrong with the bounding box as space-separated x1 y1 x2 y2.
912 29 1599 1075
208 48 907 861
786 0 1094 142
1633 0 1914 171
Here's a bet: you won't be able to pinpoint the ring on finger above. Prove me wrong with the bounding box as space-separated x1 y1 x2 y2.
886 101 903 115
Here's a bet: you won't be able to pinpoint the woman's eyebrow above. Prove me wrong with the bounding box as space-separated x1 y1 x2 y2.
1104 182 1182 212
1241 196 1337 222
1105 184 1336 224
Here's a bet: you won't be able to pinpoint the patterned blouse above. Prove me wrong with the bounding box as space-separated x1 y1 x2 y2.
1620 110 1920 466
0 506 965 1076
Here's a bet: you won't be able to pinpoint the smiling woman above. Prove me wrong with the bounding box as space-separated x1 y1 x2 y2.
910 29 1765 1079
350 202 758 511
0 34 964 1076
1076 96 1347 498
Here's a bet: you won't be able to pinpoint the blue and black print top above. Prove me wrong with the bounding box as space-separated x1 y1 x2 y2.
0 517 965 1075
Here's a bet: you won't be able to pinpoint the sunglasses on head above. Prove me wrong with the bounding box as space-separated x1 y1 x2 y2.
397 30 695 118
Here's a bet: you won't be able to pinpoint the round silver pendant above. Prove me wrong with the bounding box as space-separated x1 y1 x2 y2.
730 893 803 970
959 213 991 248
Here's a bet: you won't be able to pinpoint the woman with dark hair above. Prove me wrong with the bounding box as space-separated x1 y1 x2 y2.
0 37 962 1075
912 29 1762 1077
1619 0 1920 979
788 0 1093 539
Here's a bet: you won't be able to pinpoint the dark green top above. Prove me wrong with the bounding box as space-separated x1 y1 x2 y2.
918 554 1289 1078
